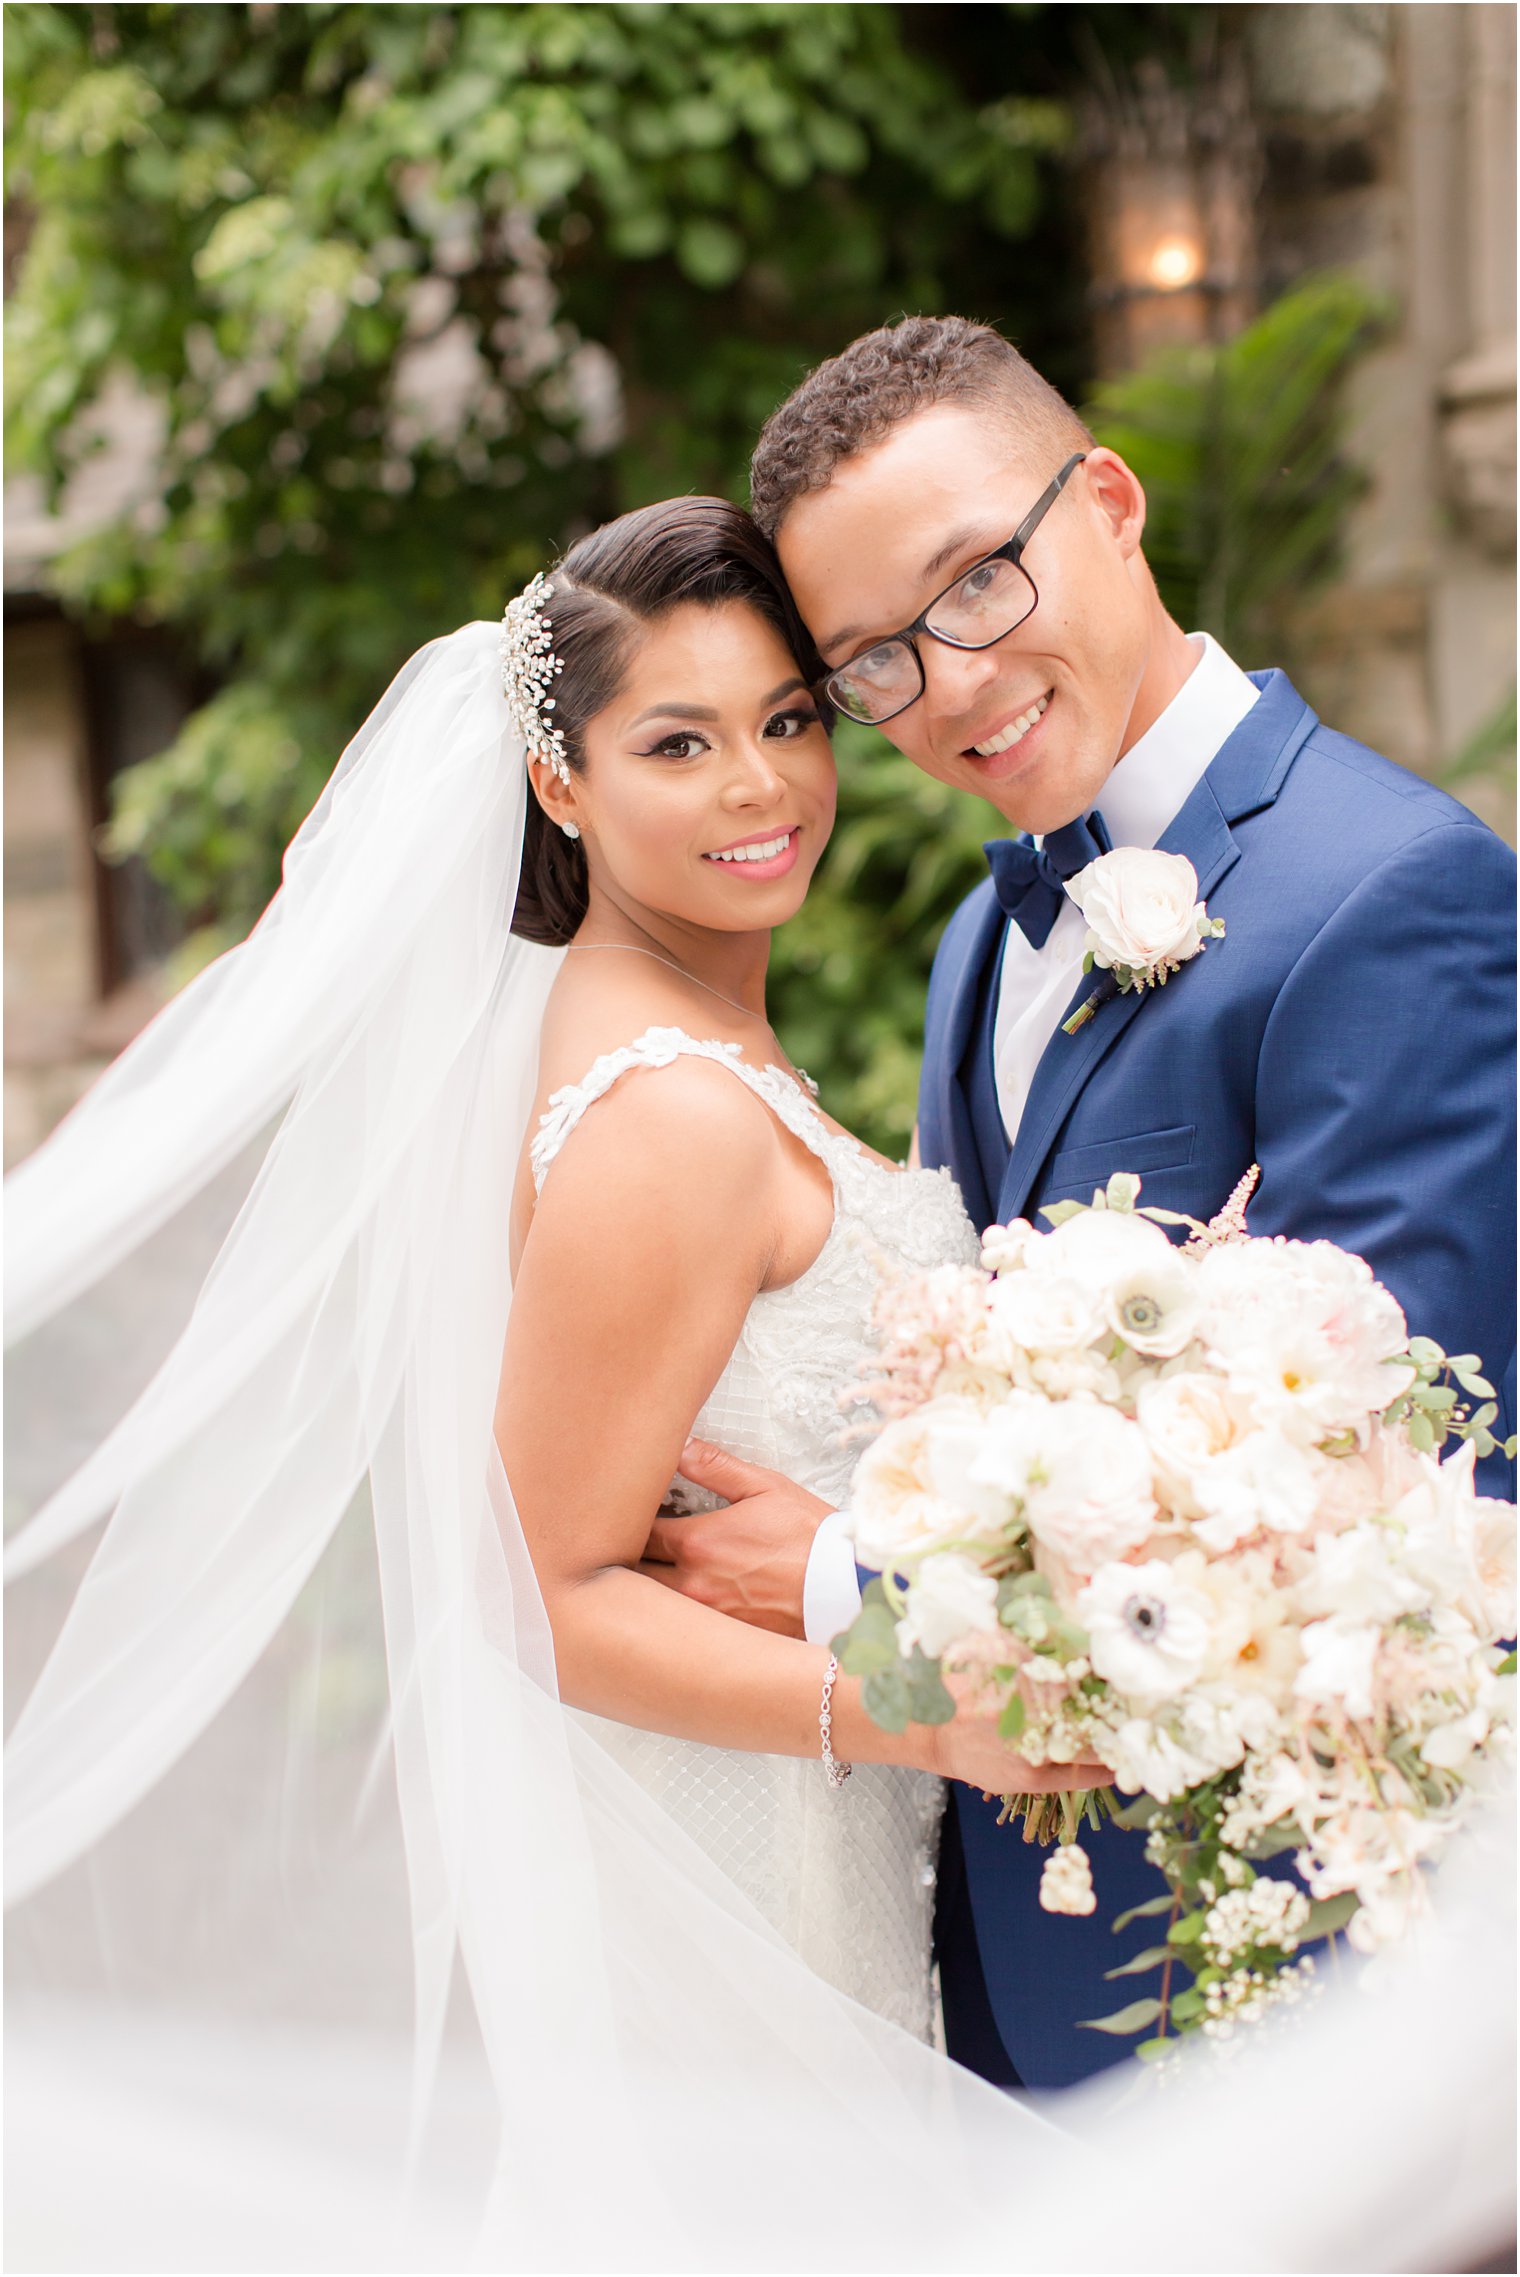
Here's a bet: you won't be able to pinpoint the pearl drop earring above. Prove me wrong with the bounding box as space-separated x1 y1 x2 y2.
561 820 581 841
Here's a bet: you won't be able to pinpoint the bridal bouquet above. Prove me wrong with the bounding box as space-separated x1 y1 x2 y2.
836 1172 1516 2057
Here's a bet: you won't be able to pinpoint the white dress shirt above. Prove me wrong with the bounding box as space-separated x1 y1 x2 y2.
802 633 1261 1646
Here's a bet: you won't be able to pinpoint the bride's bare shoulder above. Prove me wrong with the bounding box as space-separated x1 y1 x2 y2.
514 958 779 1227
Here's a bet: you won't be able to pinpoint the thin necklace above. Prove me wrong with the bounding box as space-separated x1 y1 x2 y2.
566 941 820 1097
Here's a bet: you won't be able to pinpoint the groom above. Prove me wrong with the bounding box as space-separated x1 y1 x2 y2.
646 315 1517 2091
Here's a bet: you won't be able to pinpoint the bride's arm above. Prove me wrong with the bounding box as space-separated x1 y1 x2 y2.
497 1059 1090 1790
498 1057 901 1764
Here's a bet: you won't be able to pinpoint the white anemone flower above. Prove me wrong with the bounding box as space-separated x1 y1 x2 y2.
1079 1557 1213 1702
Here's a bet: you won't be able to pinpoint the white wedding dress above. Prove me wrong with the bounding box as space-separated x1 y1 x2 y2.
530 1024 982 2041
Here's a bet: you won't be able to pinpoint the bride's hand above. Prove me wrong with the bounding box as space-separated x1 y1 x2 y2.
928 1673 1112 1796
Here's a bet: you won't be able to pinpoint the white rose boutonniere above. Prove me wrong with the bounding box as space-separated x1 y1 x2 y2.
1060 848 1224 1033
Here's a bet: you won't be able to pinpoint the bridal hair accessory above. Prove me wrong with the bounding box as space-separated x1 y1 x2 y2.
819 1653 852 1790
1061 847 1225 1034
500 569 570 784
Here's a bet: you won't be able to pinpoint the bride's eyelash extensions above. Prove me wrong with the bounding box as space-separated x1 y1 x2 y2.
641 704 820 762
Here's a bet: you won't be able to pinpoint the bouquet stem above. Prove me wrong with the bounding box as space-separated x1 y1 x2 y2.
996 1785 1119 1844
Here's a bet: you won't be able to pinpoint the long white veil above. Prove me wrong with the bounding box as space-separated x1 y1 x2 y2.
5 623 1514 2274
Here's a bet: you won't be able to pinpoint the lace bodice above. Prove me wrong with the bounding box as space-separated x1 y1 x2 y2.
531 1025 981 2043
532 1025 981 1505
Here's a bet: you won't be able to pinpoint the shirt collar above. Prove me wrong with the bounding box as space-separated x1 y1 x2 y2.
1093 632 1260 852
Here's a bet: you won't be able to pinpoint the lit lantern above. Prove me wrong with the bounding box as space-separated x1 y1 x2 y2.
1081 54 1258 376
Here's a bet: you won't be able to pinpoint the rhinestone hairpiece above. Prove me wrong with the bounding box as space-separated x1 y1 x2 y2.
500 570 569 785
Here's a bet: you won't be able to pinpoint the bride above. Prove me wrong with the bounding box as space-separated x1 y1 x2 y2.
4 494 1094 2268
496 496 1100 2038
6 494 1510 2277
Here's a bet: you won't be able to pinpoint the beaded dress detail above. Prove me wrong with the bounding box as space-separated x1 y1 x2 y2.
532 1026 982 2042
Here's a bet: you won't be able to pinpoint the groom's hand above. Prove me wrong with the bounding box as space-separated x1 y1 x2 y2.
640 1438 829 1638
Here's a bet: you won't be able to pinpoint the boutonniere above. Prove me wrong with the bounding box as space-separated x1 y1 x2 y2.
1060 848 1225 1034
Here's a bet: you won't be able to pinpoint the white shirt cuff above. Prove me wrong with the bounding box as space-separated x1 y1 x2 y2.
803 1507 863 1647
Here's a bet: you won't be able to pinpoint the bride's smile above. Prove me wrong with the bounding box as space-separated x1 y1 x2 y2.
533 594 836 949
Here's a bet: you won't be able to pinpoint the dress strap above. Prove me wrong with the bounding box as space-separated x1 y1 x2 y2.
530 1024 836 1196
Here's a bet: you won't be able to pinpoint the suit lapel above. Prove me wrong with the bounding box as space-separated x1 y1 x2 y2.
995 671 1318 1228
923 884 1005 1228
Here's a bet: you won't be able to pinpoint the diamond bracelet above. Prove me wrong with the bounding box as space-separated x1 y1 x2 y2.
820 1654 852 1791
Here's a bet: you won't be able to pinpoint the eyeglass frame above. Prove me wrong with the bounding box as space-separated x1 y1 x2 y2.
818 450 1088 727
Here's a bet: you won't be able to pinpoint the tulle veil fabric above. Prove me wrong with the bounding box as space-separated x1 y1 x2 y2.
5 622 1513 2274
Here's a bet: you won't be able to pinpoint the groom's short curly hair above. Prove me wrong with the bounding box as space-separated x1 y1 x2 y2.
749 316 1093 540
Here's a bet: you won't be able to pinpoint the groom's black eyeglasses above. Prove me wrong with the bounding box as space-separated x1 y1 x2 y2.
819 452 1087 728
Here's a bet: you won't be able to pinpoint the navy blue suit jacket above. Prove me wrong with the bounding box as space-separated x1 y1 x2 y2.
916 671 1517 2089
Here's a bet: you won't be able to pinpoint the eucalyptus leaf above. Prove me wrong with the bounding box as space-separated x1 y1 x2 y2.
1304 1891 1360 1938
835 1600 902 1678
904 1647 957 1727
1077 1997 1163 2036
1103 1944 1169 1980
1039 1200 1084 1228
861 1665 910 1736
1245 1824 1304 1859
1107 1795 1163 1833
1111 1891 1175 1934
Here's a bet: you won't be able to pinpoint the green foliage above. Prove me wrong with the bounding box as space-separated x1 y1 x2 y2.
1083 272 1386 667
1385 1335 1515 1464
6 0 1047 1131
7 11 1384 1155
860 1646 956 1735
839 1581 958 1729
1077 1995 1163 2036
1438 684 1517 798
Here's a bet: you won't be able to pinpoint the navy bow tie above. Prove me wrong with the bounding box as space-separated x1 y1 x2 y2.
984 811 1114 950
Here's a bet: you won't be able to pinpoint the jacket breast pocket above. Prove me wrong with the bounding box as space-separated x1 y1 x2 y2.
1045 1122 1197 1197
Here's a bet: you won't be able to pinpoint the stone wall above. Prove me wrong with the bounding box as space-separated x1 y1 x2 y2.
1250 2 1516 839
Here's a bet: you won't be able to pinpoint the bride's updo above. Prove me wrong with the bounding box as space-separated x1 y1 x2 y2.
509 496 823 946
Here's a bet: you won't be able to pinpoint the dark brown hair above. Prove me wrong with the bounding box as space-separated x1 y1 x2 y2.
748 315 1094 540
510 496 823 945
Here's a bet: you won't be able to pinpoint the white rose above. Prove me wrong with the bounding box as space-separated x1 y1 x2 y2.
1189 1427 1325 1551
1039 1203 1176 1291
1138 1373 1255 1517
1079 1557 1213 1702
1065 846 1209 976
980 1396 1158 1573
985 1266 1103 1356
1294 1617 1380 1720
920 1398 1027 1544
1196 1239 1412 1439
896 1552 1000 1661
850 1399 997 1569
